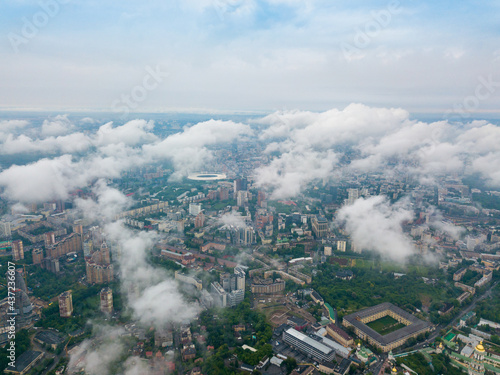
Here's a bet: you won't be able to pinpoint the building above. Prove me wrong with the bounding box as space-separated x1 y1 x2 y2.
34 330 64 350
347 188 359 205
282 328 335 362
59 291 73 318
189 203 202 216
72 224 83 235
227 289 245 307
454 268 467 281
234 266 246 291
211 282 227 307
342 302 432 352
336 241 346 252
44 232 56 248
312 216 329 238
86 242 113 284
236 227 255 246
155 328 173 347
326 324 354 347
257 191 266 207
46 233 82 259
251 278 285 294
100 288 113 314
211 267 246 307
42 257 60 273
12 240 24 261
32 248 43 265
86 263 114 284
0 221 12 238
175 271 203 291
467 342 485 375
333 359 352 375
324 246 332 256
5 350 44 375
194 212 205 228
237 190 248 206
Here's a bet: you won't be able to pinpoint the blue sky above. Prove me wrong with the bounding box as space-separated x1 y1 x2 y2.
0 0 499 113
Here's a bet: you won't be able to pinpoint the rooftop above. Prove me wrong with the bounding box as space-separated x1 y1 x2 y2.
343 302 432 346
284 328 334 355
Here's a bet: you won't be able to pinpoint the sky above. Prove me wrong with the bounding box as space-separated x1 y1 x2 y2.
1 0 499 113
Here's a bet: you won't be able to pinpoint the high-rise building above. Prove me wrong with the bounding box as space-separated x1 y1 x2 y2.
42 257 60 273
227 289 244 307
234 266 246 291
237 227 255 245
0 221 12 238
12 240 24 261
312 216 329 238
86 241 113 284
72 224 83 235
218 187 229 201
210 282 227 307
59 291 73 318
257 191 266 207
189 203 202 216
176 219 185 233
83 240 93 257
324 246 332 256
236 191 248 207
46 233 82 258
194 212 205 228
44 232 56 248
32 248 44 265
100 243 111 265
337 240 347 252
100 288 113 314
347 188 359 205
8 270 35 329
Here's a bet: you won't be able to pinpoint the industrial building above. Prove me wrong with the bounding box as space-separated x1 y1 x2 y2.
282 328 336 362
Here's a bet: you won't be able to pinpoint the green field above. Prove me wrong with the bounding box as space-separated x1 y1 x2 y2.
367 315 406 335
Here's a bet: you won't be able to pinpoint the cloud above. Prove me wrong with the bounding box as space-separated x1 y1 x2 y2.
75 180 133 222
95 120 158 146
41 114 74 136
427 207 465 240
0 133 92 155
0 155 79 202
219 211 247 229
255 105 500 197
336 196 416 262
144 119 253 178
254 148 338 199
0 119 29 133
68 326 127 375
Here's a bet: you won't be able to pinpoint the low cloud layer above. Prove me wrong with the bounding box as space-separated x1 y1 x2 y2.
254 104 500 198
0 117 252 202
336 196 415 262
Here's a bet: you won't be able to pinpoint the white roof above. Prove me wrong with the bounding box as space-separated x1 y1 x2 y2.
285 328 333 355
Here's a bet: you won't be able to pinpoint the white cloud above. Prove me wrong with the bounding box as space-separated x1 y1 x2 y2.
336 196 416 262
41 114 74 137
219 211 247 229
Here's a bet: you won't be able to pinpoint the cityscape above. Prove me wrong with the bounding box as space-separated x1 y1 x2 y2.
1 1 500 375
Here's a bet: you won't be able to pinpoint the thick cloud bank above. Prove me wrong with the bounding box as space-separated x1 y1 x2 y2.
336 196 415 262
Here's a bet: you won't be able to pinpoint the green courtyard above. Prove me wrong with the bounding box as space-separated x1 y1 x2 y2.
367 315 406 335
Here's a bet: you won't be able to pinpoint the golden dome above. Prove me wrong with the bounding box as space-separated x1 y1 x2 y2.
392 367 398 373
438 342 443 348
476 341 485 352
